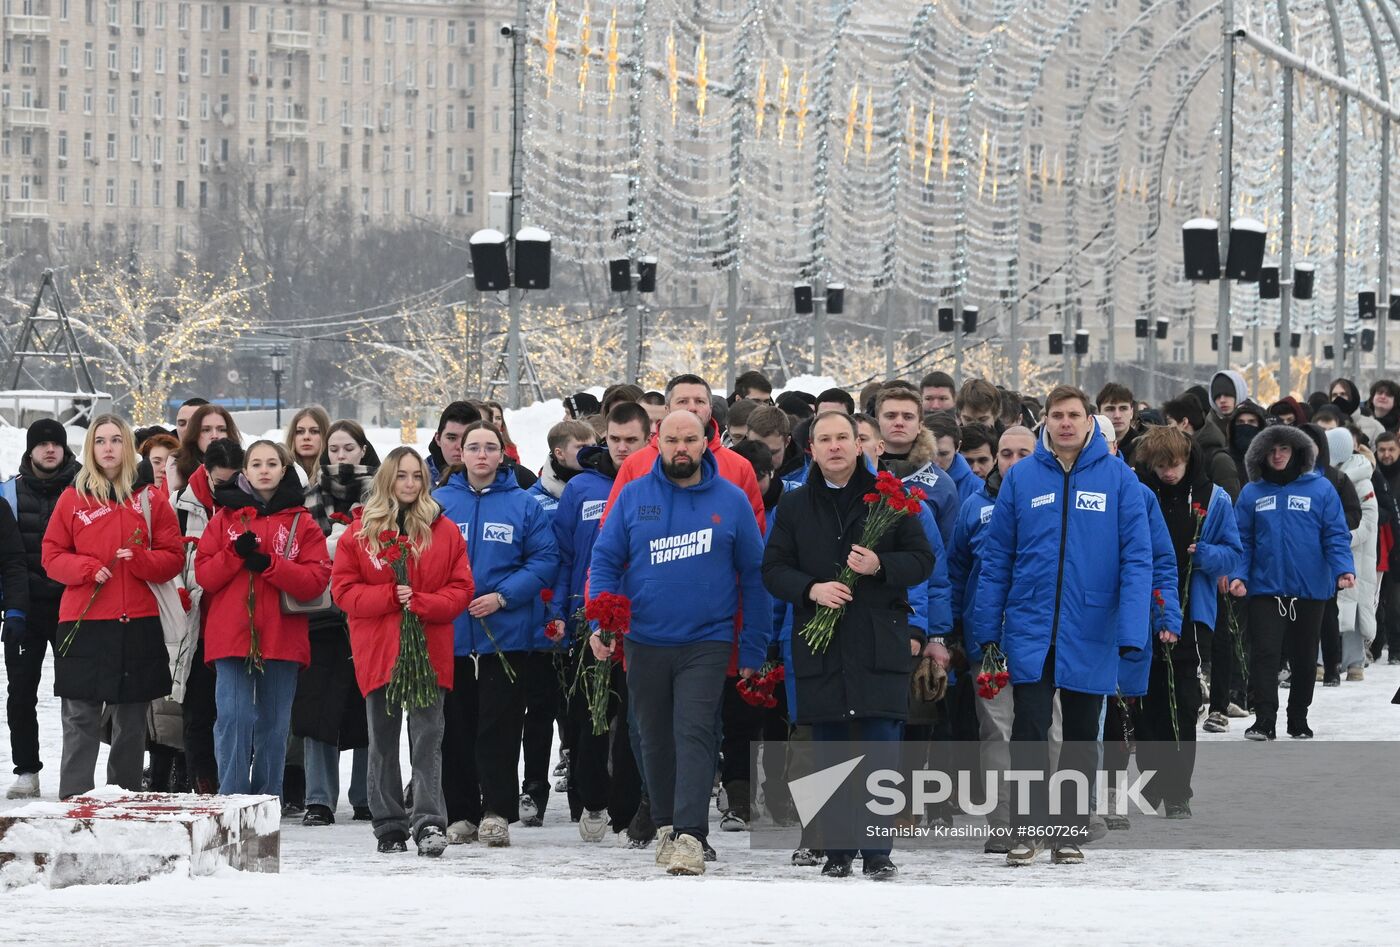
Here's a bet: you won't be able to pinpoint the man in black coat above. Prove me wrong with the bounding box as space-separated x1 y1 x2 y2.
4 418 80 799
763 411 934 881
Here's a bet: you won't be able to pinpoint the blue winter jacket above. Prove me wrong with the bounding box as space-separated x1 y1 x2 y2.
550 448 614 628
972 428 1152 695
435 466 560 655
1182 484 1243 629
948 453 980 503
949 478 997 661
902 462 960 545
1232 473 1355 598
1118 483 1183 697
589 451 772 670
913 504 952 637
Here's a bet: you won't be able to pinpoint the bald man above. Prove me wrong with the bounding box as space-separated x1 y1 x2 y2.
945 423 1036 850
588 408 772 877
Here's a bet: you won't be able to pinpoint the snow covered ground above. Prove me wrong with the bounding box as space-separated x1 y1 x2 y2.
3 654 1398 944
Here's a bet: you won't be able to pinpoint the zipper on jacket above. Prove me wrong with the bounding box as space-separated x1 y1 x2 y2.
1047 463 1072 650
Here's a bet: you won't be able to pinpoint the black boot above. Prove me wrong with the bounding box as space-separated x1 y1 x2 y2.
821 853 854 877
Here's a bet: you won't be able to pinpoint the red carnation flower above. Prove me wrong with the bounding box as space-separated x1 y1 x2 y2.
178 587 193 613
378 529 399 544
586 591 632 636
181 536 199 546
330 512 352 525
863 492 880 503
907 486 927 503
540 588 555 604
382 544 403 564
544 621 565 643
237 507 258 521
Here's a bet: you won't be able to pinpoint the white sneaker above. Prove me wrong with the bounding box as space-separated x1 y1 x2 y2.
519 793 542 827
579 809 608 843
7 772 39 799
654 824 675 865
1005 841 1043 866
1226 702 1249 719
446 819 477 844
667 833 706 875
478 813 510 847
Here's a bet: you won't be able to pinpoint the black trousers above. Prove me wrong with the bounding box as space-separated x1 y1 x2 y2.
182 634 219 790
605 663 643 830
1009 650 1103 837
4 600 58 775
717 673 790 814
1133 634 1202 805
1208 596 1248 713
1318 598 1341 679
565 651 616 816
1379 572 1400 658
441 656 482 826
521 651 563 809
1247 596 1325 726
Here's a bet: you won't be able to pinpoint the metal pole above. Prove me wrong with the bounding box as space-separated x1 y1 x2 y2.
1008 295 1021 392
1278 0 1295 395
1321 0 1347 379
625 275 640 382
883 291 895 379
813 290 826 377
953 305 963 387
623 4 647 384
1146 324 1156 404
1216 0 1236 372
274 372 282 428
1381 119 1391 378
725 267 739 392
1062 303 1073 386
506 0 528 408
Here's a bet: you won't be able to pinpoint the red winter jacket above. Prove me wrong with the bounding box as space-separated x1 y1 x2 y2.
42 484 184 623
195 492 331 669
331 513 475 696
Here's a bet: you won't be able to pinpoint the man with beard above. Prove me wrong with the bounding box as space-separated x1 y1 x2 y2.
948 424 1035 850
589 411 771 876
4 419 82 798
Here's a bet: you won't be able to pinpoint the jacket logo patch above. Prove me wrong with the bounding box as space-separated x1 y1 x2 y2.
1031 493 1055 509
1256 496 1276 512
907 469 940 489
74 505 114 526
1287 495 1311 512
638 504 662 521
648 528 713 565
482 522 515 544
1074 491 1107 513
458 522 471 539
581 500 606 521
979 505 994 524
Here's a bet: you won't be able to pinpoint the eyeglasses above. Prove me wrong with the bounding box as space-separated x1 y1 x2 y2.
463 444 502 456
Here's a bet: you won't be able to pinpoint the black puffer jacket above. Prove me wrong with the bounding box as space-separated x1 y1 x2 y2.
763 462 934 724
14 454 81 602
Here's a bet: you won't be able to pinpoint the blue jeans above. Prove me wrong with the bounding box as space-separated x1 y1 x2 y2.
304 738 368 810
214 658 299 797
810 717 904 858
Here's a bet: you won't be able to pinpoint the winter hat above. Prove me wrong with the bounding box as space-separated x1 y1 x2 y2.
1093 415 1117 444
1210 374 1235 401
1182 385 1212 416
1330 377 1361 416
26 417 67 454
1325 427 1353 467
564 392 602 419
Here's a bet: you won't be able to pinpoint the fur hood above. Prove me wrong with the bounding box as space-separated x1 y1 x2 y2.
1244 423 1315 483
881 428 936 479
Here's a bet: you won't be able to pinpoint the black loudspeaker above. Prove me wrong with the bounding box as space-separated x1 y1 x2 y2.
1074 329 1090 355
1225 219 1266 281
793 283 814 315
1362 328 1376 352
1391 295 1400 322
1291 332 1301 349
1135 317 1149 339
1156 318 1169 340
826 283 845 315
1182 218 1221 281
1231 333 1244 353
938 307 955 332
469 229 511 291
1324 344 1335 360
513 227 551 289
962 306 979 334
609 258 632 292
1273 330 1281 348
1293 263 1315 300
1359 291 1377 320
1259 266 1280 299
1048 332 1064 355
636 256 658 293
1211 332 1219 352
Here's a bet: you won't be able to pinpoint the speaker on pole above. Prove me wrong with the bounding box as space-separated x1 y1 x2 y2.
1225 218 1267 282
962 306 979 334
468 229 511 291
1293 263 1315 300
513 227 552 289
1182 218 1221 281
826 283 845 315
1231 333 1244 353
1074 329 1090 356
1048 332 1064 355
1358 291 1377 320
793 283 814 315
1135 317 1149 339
1156 318 1169 340
1259 265 1280 299
636 256 658 293
938 307 956 333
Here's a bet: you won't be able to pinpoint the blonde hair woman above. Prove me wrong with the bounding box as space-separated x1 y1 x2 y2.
41 414 184 799
331 447 474 855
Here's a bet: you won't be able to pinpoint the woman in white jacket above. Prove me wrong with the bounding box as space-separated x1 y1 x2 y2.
1327 427 1378 680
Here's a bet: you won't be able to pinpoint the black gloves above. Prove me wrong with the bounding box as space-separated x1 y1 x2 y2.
233 531 260 557
1 614 27 644
243 551 273 574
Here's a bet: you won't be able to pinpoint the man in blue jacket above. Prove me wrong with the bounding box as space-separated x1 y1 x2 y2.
589 411 772 877
551 401 650 842
947 424 1035 850
973 385 1152 866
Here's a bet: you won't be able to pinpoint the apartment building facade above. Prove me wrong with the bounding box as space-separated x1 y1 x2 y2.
0 0 513 260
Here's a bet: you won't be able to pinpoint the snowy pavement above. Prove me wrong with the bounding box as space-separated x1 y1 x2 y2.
3 653 1398 945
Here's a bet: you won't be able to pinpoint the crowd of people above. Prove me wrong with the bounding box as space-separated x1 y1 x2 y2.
0 366 1392 877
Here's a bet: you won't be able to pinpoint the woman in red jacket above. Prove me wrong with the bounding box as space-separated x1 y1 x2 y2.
195 440 330 798
332 447 474 856
41 414 183 800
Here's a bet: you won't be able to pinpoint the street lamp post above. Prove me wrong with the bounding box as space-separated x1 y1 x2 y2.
271 351 286 429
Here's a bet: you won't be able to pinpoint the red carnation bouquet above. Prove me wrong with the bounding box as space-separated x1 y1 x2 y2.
797 471 926 653
976 642 1010 700
580 591 631 735
541 588 566 643
235 507 264 672
380 529 439 711
59 526 146 656
736 661 785 709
